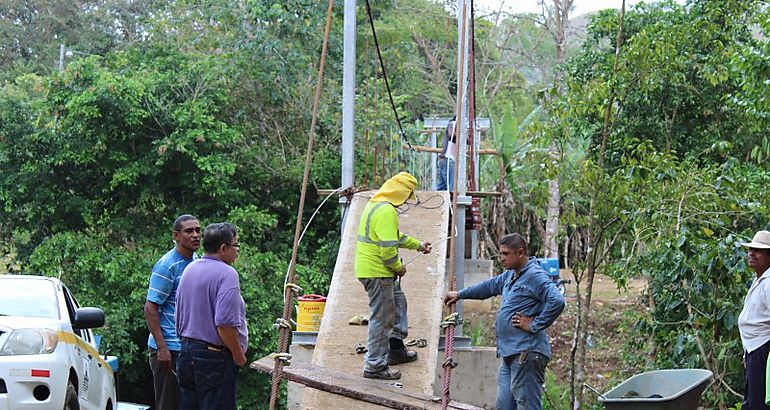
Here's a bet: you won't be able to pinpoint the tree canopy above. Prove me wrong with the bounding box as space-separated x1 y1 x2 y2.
1 0 769 407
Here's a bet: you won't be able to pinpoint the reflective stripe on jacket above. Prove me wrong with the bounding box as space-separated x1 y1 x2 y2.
354 200 421 278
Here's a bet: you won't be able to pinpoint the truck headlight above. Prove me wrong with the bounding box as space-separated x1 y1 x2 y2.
0 329 58 355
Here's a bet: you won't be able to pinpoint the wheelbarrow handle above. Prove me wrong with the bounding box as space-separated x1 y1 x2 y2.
584 383 607 401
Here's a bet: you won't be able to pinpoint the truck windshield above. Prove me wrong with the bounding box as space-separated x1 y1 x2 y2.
0 278 59 319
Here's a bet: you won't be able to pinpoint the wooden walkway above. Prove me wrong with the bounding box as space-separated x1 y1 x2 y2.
298 190 452 409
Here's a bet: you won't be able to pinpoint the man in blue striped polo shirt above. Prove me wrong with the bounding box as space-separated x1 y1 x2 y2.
144 214 201 410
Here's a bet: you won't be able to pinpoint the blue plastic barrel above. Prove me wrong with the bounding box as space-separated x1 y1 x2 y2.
536 258 560 278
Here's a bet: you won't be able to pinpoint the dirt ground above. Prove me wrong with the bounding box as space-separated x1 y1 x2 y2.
463 270 648 408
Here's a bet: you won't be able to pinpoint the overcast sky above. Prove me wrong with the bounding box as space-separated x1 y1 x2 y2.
473 0 685 17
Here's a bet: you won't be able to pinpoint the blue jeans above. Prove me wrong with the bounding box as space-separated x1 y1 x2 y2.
359 277 408 372
497 351 548 410
436 157 455 191
177 339 239 410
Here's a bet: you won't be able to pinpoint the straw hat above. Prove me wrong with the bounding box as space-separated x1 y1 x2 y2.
741 231 770 249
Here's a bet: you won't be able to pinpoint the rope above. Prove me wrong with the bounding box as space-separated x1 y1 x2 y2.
316 188 353 286
363 0 414 152
281 186 343 308
442 0 469 407
268 0 335 408
467 0 482 231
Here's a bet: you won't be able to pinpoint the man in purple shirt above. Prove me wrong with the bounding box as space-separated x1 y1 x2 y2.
175 222 248 410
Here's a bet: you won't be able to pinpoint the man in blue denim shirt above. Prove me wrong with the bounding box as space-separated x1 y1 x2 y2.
445 233 565 410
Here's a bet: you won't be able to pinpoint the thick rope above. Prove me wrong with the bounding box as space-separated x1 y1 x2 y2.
467 0 482 232
268 0 335 408
442 0 469 408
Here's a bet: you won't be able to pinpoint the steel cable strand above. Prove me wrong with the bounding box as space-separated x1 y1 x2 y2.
442 0 469 406
363 0 414 152
268 0 335 408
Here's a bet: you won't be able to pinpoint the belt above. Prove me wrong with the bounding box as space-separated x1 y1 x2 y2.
181 337 229 353
504 351 529 366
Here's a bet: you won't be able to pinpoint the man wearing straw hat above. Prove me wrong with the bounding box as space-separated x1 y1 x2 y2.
355 172 432 380
739 230 770 410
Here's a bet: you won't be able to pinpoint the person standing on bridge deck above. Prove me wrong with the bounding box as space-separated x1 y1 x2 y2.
356 172 432 380
444 233 565 410
144 214 201 410
738 230 770 410
176 222 248 410
436 116 456 192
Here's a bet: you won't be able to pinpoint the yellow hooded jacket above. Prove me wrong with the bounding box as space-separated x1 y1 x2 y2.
355 172 422 278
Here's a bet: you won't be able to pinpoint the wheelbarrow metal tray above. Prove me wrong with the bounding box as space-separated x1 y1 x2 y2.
599 369 712 410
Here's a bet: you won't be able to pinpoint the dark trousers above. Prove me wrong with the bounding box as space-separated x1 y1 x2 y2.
744 339 770 410
177 339 239 410
149 349 180 410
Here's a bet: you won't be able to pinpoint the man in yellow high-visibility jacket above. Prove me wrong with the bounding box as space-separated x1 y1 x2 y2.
355 172 432 380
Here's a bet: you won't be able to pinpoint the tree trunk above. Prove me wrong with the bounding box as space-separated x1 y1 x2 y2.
568 266 583 407
563 231 570 270
544 177 560 258
542 0 572 260
569 2 626 408
573 247 598 409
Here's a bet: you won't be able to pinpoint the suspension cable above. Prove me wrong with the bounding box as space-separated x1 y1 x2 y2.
363 0 414 151
442 0 470 408
268 0 335 408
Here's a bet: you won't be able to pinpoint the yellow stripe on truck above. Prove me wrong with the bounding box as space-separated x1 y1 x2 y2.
57 331 113 375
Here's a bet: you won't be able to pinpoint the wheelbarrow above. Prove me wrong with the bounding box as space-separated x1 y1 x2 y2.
598 369 713 410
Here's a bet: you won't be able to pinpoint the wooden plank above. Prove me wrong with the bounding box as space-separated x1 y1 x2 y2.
418 129 489 134
251 356 482 410
317 189 501 198
401 144 498 155
299 191 451 409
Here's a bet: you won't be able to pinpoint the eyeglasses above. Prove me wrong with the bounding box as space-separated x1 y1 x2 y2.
226 243 240 249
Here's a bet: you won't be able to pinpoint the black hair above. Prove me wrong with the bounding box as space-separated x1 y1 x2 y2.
499 233 527 253
202 222 238 253
173 214 198 231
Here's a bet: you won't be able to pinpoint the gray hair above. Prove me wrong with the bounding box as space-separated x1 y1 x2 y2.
202 222 238 253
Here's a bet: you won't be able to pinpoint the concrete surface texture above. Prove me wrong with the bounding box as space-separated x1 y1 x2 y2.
462 259 495 312
299 191 451 409
289 344 499 409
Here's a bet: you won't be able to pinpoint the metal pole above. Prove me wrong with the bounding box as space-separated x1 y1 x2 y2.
430 130 437 189
454 0 471 336
340 0 356 230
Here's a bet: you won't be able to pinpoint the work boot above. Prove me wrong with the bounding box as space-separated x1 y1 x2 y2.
388 347 418 365
363 366 401 380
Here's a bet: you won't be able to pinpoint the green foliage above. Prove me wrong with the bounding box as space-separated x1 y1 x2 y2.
3 0 770 407
569 0 765 169
21 202 332 406
542 372 581 410
602 158 770 406
731 4 770 151
0 2 344 407
0 0 162 74
549 3 770 406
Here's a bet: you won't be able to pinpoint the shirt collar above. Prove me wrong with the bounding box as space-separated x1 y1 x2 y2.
510 258 537 283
